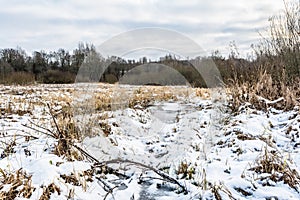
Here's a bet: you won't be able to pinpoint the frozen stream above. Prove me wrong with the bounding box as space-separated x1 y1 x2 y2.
95 101 212 199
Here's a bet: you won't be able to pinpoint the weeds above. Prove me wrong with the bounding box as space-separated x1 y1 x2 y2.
0 168 35 199
176 161 195 180
23 103 84 161
39 183 61 200
226 0 300 113
248 147 300 191
210 182 236 200
99 121 112 137
227 70 299 112
60 169 94 190
0 138 16 158
195 88 211 99
0 102 33 116
128 86 179 109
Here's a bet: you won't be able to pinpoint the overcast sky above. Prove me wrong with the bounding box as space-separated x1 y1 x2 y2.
0 0 284 58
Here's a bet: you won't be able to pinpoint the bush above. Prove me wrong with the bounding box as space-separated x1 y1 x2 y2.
104 74 118 84
42 70 75 84
1 72 35 85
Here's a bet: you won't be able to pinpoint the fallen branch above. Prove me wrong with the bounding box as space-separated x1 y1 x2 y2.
97 159 188 194
96 177 117 200
0 132 38 140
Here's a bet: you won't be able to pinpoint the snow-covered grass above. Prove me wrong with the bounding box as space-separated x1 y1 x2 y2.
0 83 300 200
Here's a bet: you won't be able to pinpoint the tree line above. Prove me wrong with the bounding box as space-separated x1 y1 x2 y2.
0 43 219 86
0 43 92 84
0 41 298 87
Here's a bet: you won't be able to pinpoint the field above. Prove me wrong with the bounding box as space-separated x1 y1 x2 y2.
0 83 300 200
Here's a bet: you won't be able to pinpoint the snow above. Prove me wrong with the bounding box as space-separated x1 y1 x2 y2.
0 83 300 199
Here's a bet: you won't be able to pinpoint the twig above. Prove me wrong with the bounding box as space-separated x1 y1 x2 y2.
103 186 117 200
0 133 38 140
72 145 127 179
47 103 62 138
96 176 113 192
96 177 117 200
22 123 53 138
72 144 100 163
139 176 168 182
24 115 129 179
28 119 55 137
98 159 188 194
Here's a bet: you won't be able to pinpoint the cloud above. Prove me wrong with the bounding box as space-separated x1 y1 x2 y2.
0 0 284 57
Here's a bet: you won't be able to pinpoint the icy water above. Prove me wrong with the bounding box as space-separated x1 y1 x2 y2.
138 102 201 199
149 102 197 124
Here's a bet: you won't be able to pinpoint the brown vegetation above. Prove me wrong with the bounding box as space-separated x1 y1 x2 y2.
224 0 300 112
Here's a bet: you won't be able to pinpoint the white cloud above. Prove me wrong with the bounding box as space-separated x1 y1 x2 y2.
0 0 284 57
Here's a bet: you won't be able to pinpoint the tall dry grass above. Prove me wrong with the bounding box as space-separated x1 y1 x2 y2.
226 0 300 112
227 69 300 112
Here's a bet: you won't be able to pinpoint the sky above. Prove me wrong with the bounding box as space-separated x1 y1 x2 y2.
0 0 285 59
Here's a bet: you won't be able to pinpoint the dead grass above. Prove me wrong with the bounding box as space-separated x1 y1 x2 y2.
0 168 35 199
0 138 16 159
60 169 94 192
39 183 61 200
99 121 112 137
94 85 192 110
49 105 84 161
249 147 300 191
95 92 112 111
176 161 195 180
227 70 300 112
0 102 33 116
194 88 211 99
128 86 184 109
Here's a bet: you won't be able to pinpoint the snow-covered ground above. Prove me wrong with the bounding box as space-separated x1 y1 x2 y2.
0 84 300 199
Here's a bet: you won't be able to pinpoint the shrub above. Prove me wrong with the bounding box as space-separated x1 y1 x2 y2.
1 72 35 85
42 70 75 84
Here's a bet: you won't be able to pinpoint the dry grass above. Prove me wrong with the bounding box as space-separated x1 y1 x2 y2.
93 85 194 111
225 0 300 113
127 86 192 109
39 183 61 200
248 147 300 191
0 138 16 159
0 168 35 199
60 169 94 192
49 105 84 161
194 88 211 99
227 70 300 112
95 92 112 111
0 102 33 116
176 161 195 180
